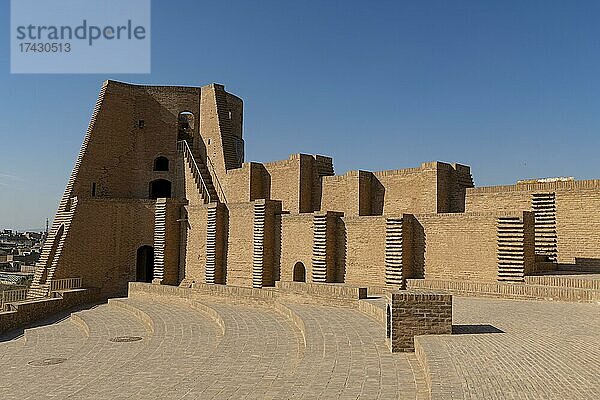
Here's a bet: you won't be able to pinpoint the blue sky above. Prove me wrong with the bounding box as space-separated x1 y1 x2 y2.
1 0 600 230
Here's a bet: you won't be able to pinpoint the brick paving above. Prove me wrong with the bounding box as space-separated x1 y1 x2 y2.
416 297 600 400
0 293 597 399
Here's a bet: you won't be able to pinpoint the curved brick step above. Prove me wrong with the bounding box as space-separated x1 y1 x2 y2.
273 303 421 400
414 336 464 400
177 301 303 399
79 296 224 399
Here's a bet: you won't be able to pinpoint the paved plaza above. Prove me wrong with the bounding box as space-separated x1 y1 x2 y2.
0 291 598 399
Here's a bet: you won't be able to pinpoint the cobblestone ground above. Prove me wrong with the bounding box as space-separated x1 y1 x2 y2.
0 294 597 399
417 297 600 400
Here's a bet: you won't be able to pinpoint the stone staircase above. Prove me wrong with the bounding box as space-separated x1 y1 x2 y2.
28 198 79 299
178 140 218 203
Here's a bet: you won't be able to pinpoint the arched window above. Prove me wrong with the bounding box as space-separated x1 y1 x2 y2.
149 179 171 199
293 262 306 282
136 245 154 283
153 156 169 171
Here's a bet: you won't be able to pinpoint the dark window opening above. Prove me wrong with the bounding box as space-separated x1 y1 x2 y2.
138 120 145 129
293 262 306 282
91 182 97 197
136 245 154 283
149 179 171 199
177 111 195 142
153 156 169 171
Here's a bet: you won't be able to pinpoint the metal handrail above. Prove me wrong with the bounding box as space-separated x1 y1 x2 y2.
177 140 211 203
1 288 29 310
50 277 82 292
205 155 227 204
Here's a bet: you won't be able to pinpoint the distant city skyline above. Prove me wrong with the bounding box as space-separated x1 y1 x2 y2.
2 0 600 229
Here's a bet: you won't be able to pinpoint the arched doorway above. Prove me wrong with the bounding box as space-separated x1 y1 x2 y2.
149 179 171 199
293 262 306 282
136 246 154 283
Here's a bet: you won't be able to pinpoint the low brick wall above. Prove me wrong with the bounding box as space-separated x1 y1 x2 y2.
275 281 367 300
388 290 452 352
130 281 278 300
0 288 100 335
407 278 600 303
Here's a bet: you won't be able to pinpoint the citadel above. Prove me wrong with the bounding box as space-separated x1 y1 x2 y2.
1 81 598 399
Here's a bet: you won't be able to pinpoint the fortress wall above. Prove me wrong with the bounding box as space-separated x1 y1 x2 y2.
414 213 494 282
321 171 369 216
372 162 439 215
261 200 283 286
280 214 313 282
436 163 473 213
262 155 309 213
183 205 209 284
224 202 255 287
54 198 155 297
161 201 182 286
466 181 600 266
226 93 244 139
224 164 252 203
410 212 530 282
72 81 200 200
465 190 531 213
556 189 600 265
299 155 317 213
263 156 300 212
343 216 387 286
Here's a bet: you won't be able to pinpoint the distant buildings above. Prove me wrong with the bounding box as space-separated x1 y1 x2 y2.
0 229 44 288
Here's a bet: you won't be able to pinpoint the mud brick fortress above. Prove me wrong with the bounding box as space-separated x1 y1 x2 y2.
3 81 600 399
23 80 600 299
15 81 600 296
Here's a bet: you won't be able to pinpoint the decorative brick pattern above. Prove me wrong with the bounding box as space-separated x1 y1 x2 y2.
205 204 217 284
385 217 403 285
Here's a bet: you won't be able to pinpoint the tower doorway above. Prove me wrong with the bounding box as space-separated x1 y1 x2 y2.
293 262 306 282
136 245 154 283
149 179 171 199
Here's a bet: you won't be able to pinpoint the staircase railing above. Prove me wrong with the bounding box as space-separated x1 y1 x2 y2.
206 155 227 204
1 288 30 311
49 277 82 292
177 140 212 203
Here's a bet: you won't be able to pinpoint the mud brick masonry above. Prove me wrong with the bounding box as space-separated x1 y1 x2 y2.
388 291 452 352
2 81 599 399
24 80 600 301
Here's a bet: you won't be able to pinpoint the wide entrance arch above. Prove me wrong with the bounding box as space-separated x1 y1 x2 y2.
293 262 306 282
136 245 154 283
